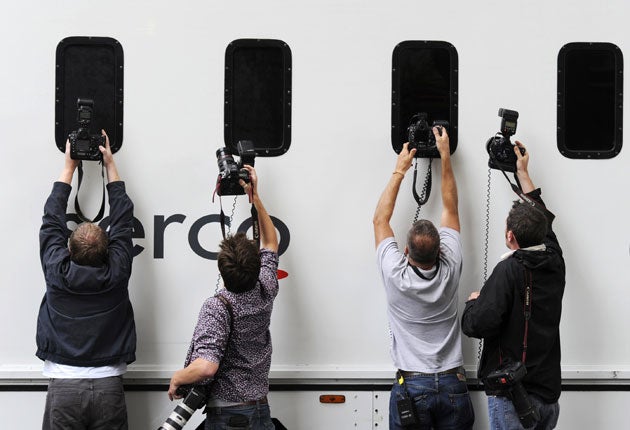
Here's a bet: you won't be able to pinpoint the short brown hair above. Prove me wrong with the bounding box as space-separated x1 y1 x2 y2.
507 201 548 248
217 232 261 293
407 220 440 265
68 223 109 266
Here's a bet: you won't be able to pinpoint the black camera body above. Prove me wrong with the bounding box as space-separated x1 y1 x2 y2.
69 98 105 161
216 140 256 196
407 112 448 157
486 108 525 172
483 361 541 428
158 386 207 430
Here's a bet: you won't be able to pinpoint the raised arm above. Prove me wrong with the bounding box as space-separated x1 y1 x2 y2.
58 139 80 184
435 127 460 232
99 130 120 183
40 141 79 266
240 165 278 253
373 143 417 247
514 140 535 193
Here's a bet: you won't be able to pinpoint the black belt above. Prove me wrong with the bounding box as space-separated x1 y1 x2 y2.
398 366 463 378
239 397 268 406
207 396 268 410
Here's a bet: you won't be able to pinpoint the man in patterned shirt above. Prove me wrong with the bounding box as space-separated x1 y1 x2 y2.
168 164 279 430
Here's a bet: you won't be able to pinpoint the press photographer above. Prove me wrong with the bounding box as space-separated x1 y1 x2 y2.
38 133 137 429
462 140 565 429
167 163 281 429
373 127 474 429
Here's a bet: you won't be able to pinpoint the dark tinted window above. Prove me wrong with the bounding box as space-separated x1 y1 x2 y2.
55 37 124 153
557 42 623 158
392 41 458 157
224 39 292 156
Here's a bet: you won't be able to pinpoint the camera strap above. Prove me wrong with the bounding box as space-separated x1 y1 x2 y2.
74 161 106 223
216 293 234 339
212 175 230 241
521 268 533 364
496 165 556 223
497 267 533 367
409 260 440 281
412 158 432 213
213 178 260 249
250 204 260 248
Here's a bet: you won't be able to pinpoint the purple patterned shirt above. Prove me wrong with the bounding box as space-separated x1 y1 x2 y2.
184 248 279 402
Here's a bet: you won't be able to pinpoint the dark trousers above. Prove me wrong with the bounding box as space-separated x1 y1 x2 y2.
205 402 274 430
42 376 128 430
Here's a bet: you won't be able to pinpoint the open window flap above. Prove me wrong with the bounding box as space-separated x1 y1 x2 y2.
391 40 458 158
224 39 292 157
557 42 623 159
55 36 124 154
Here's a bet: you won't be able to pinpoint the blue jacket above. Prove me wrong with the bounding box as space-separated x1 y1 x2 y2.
36 181 137 366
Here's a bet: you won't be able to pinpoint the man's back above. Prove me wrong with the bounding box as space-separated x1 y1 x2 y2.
186 248 279 403
377 227 464 372
37 180 136 367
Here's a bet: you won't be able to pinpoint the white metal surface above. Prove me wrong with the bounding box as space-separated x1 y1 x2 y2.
0 0 629 427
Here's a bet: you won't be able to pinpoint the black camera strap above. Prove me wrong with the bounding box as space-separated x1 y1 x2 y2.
213 177 260 249
497 267 533 366
250 204 260 248
216 293 234 338
409 260 440 281
521 268 533 364
490 154 556 223
412 158 432 214
74 161 106 223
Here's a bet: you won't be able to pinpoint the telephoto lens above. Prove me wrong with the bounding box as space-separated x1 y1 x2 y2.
158 387 207 430
510 382 541 428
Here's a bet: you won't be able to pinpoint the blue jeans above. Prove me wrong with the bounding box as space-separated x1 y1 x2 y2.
42 376 128 430
205 403 274 430
487 394 559 430
389 369 474 429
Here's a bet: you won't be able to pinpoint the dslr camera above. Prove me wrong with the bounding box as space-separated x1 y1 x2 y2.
158 386 207 430
407 112 449 155
486 108 525 172
216 140 256 196
483 361 541 428
69 98 105 161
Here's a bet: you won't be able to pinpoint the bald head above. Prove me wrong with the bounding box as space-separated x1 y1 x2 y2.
407 220 440 265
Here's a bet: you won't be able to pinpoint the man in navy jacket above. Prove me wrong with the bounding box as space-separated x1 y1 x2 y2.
37 131 136 430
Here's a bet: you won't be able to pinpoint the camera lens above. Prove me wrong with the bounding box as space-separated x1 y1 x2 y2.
216 147 238 177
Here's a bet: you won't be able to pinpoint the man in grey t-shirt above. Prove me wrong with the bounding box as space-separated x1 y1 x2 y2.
373 127 474 429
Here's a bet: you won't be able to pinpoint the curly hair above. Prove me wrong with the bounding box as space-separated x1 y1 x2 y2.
217 232 261 293
406 220 440 265
68 222 109 266
506 201 548 248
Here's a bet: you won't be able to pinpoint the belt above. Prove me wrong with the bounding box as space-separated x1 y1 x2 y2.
238 397 268 406
206 396 268 409
398 366 463 378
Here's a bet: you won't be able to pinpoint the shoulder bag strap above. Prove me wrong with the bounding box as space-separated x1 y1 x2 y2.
216 294 234 343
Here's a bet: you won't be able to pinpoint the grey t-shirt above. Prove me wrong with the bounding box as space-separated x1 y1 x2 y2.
376 227 464 372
